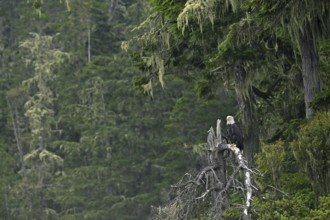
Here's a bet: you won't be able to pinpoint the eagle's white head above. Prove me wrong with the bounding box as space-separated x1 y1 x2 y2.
226 115 235 125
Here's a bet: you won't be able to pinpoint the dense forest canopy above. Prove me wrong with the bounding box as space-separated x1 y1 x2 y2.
0 0 329 219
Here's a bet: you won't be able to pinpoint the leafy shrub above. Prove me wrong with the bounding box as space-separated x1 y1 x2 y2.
291 111 330 196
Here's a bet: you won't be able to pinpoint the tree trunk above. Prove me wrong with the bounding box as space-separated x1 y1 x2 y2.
209 153 229 219
299 24 321 119
207 121 229 219
88 27 91 63
6 97 25 170
234 65 260 167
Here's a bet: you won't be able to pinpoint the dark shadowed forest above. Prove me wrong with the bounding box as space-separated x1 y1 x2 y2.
0 0 329 219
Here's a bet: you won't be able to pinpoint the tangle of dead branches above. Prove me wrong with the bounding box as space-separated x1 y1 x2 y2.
151 119 259 220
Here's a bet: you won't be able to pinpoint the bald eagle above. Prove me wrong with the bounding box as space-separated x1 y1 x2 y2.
226 116 244 151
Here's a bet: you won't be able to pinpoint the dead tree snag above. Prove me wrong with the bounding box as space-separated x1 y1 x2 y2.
152 119 256 220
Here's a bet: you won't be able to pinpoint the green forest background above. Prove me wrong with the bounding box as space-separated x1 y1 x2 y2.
0 0 329 219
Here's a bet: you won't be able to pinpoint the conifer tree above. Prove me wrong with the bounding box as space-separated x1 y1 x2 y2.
12 33 68 219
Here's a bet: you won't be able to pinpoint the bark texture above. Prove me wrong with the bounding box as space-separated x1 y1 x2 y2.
234 65 260 167
207 120 229 219
299 24 321 119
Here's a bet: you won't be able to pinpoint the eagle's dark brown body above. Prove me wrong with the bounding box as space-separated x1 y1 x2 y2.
227 123 244 151
226 116 244 151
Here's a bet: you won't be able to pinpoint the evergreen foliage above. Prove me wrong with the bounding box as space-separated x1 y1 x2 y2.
0 0 329 219
291 111 330 197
